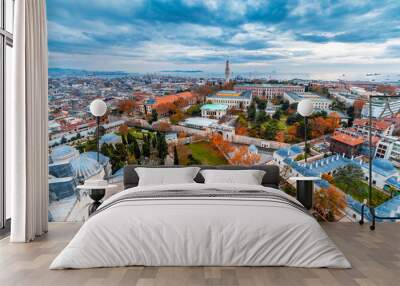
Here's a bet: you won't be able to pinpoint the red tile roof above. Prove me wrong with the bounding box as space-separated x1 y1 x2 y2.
353 119 391 131
154 91 196 106
331 131 365 146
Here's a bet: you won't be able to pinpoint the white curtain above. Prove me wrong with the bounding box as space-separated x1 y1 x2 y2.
8 0 49 242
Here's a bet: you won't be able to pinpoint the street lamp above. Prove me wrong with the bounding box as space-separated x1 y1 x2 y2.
90 99 107 162
297 99 314 162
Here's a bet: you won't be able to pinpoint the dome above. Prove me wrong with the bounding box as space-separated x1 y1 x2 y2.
99 133 122 145
108 168 124 183
373 159 396 172
81 151 110 167
71 156 103 180
51 145 79 163
249 144 258 154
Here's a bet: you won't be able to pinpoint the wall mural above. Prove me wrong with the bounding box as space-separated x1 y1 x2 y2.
47 0 400 222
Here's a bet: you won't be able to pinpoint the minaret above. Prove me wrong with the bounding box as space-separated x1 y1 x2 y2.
225 60 231 83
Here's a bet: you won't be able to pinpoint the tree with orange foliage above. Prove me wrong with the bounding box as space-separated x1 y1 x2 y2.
314 186 346 222
175 97 188 109
321 173 334 183
155 104 170 116
118 124 129 137
326 112 340 131
235 126 248 136
178 131 187 139
209 133 234 154
287 123 299 142
210 133 223 146
170 111 185 125
230 145 261 166
310 117 328 138
118 100 135 114
353 100 366 117
275 131 285 142
154 121 171 132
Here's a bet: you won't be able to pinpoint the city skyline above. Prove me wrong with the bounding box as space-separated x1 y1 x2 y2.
47 0 400 80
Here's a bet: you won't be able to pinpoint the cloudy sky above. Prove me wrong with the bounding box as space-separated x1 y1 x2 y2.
47 0 400 79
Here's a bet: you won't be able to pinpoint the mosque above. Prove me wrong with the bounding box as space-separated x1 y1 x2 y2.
48 133 124 221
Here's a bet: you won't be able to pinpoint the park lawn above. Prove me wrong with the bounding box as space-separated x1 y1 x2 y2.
334 180 390 207
186 141 228 165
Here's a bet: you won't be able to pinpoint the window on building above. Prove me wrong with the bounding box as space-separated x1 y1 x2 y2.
1 0 14 230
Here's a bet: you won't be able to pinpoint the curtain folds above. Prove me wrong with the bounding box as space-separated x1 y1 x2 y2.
9 0 48 242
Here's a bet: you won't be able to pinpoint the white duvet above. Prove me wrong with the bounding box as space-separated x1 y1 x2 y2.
50 183 351 269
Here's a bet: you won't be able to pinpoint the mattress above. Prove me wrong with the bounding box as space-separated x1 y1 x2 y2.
50 183 351 269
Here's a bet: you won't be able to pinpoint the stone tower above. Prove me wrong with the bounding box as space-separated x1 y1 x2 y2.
224 60 231 83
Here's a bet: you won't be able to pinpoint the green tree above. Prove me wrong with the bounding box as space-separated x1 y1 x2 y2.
257 99 267 110
256 111 267 124
334 164 364 186
247 101 256 121
142 141 150 158
263 120 279 140
132 137 141 160
186 104 201 116
151 134 157 148
127 132 135 145
150 109 158 123
272 109 281 120
281 101 289 111
157 133 168 164
173 145 179 165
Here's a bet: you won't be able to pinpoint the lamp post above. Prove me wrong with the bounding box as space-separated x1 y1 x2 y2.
297 99 314 162
90 99 107 162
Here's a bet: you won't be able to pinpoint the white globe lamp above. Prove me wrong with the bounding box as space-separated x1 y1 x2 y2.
297 99 314 117
90 99 107 117
297 99 314 162
90 99 107 162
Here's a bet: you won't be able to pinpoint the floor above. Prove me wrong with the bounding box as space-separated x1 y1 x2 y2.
0 222 399 286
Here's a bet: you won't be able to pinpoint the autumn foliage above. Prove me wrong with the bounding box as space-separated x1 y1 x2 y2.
275 131 285 142
153 121 171 132
118 124 129 136
230 145 261 166
209 134 261 166
314 186 347 222
118 100 135 114
309 113 340 138
321 173 334 183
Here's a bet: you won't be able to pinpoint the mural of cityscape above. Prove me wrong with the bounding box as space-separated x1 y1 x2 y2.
47 0 400 222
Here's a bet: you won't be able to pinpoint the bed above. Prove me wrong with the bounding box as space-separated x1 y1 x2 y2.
50 165 351 269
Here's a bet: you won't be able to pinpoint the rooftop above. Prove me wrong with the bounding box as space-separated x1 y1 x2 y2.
331 131 365 146
153 91 195 106
208 90 252 99
200 104 228 111
353 118 392 131
181 117 219 128
285 91 331 102
235 83 302 88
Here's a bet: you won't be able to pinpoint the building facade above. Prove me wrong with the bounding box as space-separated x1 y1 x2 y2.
329 131 365 158
375 136 400 167
206 90 252 110
283 92 332 111
361 98 400 119
235 84 305 100
200 104 228 119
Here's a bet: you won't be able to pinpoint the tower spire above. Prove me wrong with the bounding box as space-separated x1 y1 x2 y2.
225 60 230 83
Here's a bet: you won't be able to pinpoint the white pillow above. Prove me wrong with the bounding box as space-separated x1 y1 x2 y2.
200 169 266 185
135 167 201 186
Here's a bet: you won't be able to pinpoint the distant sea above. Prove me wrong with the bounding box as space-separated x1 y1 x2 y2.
49 68 400 84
